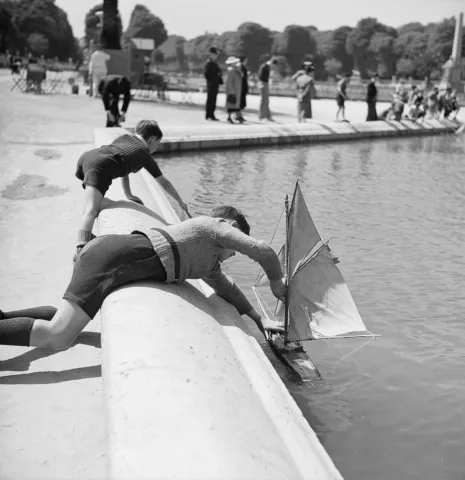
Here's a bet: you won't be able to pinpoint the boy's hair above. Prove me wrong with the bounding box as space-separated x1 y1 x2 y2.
210 206 250 235
135 120 163 141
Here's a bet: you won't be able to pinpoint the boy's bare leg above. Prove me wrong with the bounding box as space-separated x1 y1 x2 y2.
74 185 103 261
30 299 92 350
80 185 104 234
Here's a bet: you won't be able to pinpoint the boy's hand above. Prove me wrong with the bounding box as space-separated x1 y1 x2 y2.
270 278 286 303
263 319 285 334
127 195 143 205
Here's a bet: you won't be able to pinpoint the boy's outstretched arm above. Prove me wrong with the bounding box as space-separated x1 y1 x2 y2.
202 268 282 338
121 175 143 204
156 175 189 214
213 222 286 302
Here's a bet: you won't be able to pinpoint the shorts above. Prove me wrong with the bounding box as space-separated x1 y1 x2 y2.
336 94 345 107
75 147 118 196
63 233 167 318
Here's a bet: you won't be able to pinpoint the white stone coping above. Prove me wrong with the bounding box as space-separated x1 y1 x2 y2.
94 128 344 479
113 119 460 154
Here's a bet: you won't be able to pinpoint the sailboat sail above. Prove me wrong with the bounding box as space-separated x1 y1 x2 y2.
253 182 372 343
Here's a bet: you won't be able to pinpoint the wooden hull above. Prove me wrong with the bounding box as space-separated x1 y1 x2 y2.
268 335 322 380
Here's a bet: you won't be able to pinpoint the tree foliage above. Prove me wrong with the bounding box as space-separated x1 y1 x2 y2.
0 0 79 59
327 26 353 73
232 22 273 72
274 25 317 71
27 32 49 56
125 4 168 50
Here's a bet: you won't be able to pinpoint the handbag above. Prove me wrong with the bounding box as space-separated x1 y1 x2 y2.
227 93 237 104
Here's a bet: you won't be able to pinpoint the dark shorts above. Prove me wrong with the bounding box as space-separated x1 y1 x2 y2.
63 233 167 318
75 147 117 196
336 94 345 107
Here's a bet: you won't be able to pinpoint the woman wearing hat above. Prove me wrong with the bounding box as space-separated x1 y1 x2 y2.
293 62 315 122
225 56 243 124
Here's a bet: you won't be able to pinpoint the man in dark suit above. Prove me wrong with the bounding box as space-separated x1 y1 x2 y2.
237 55 249 122
366 73 378 121
204 47 223 121
98 75 132 127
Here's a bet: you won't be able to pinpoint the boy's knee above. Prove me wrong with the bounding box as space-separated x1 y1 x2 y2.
44 329 76 351
83 206 100 218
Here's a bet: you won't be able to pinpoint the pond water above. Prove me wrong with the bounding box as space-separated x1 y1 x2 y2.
158 134 465 480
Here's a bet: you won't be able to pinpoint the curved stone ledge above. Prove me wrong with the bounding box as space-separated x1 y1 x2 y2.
107 118 461 154
94 128 344 479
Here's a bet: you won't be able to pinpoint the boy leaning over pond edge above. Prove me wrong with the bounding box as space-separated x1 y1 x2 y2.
0 206 286 350
74 119 189 262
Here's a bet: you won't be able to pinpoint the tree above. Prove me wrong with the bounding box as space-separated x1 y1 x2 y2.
369 32 396 77
394 31 440 80
397 22 424 36
346 17 397 77
125 4 167 50
100 0 121 49
427 17 456 63
324 58 342 77
184 33 219 71
27 32 49 56
8 0 79 59
274 25 316 72
0 0 20 52
84 3 122 49
327 26 353 73
233 22 273 72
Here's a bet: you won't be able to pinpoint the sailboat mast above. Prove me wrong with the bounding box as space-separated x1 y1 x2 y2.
283 194 290 335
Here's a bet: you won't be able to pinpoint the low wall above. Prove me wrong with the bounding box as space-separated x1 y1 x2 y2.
120 119 460 154
95 128 344 479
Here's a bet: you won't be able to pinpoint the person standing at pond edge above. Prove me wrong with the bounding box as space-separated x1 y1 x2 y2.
336 72 351 122
0 207 286 350
237 56 249 122
258 56 278 121
73 119 189 262
98 74 131 127
225 57 243 124
366 73 378 121
204 47 223 121
293 61 315 122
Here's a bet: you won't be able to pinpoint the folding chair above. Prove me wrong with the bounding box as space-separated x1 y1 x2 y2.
10 69 27 92
25 65 46 94
45 68 64 94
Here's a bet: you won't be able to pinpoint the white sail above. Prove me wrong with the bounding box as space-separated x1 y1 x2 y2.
253 182 372 343
286 183 371 342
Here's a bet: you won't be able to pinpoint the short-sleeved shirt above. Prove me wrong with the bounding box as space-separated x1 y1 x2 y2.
76 134 162 195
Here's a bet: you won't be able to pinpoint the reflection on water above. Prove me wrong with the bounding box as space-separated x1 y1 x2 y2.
158 135 465 480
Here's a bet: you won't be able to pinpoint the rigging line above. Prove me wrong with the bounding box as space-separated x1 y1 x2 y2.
333 335 377 366
254 204 286 284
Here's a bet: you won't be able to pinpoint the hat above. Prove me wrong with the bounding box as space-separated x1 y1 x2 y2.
209 47 218 54
225 56 240 65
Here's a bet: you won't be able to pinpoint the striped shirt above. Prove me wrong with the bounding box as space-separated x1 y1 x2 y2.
134 216 283 315
107 134 162 179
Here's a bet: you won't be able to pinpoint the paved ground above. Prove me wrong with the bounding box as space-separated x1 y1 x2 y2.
0 68 463 479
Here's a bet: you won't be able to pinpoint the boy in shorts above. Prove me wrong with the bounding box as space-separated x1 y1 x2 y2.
74 119 189 261
0 206 286 350
336 72 351 122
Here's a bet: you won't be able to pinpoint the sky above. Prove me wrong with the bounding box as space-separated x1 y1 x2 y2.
56 0 464 40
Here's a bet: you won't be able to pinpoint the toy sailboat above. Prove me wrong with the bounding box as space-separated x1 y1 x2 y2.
253 181 376 380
